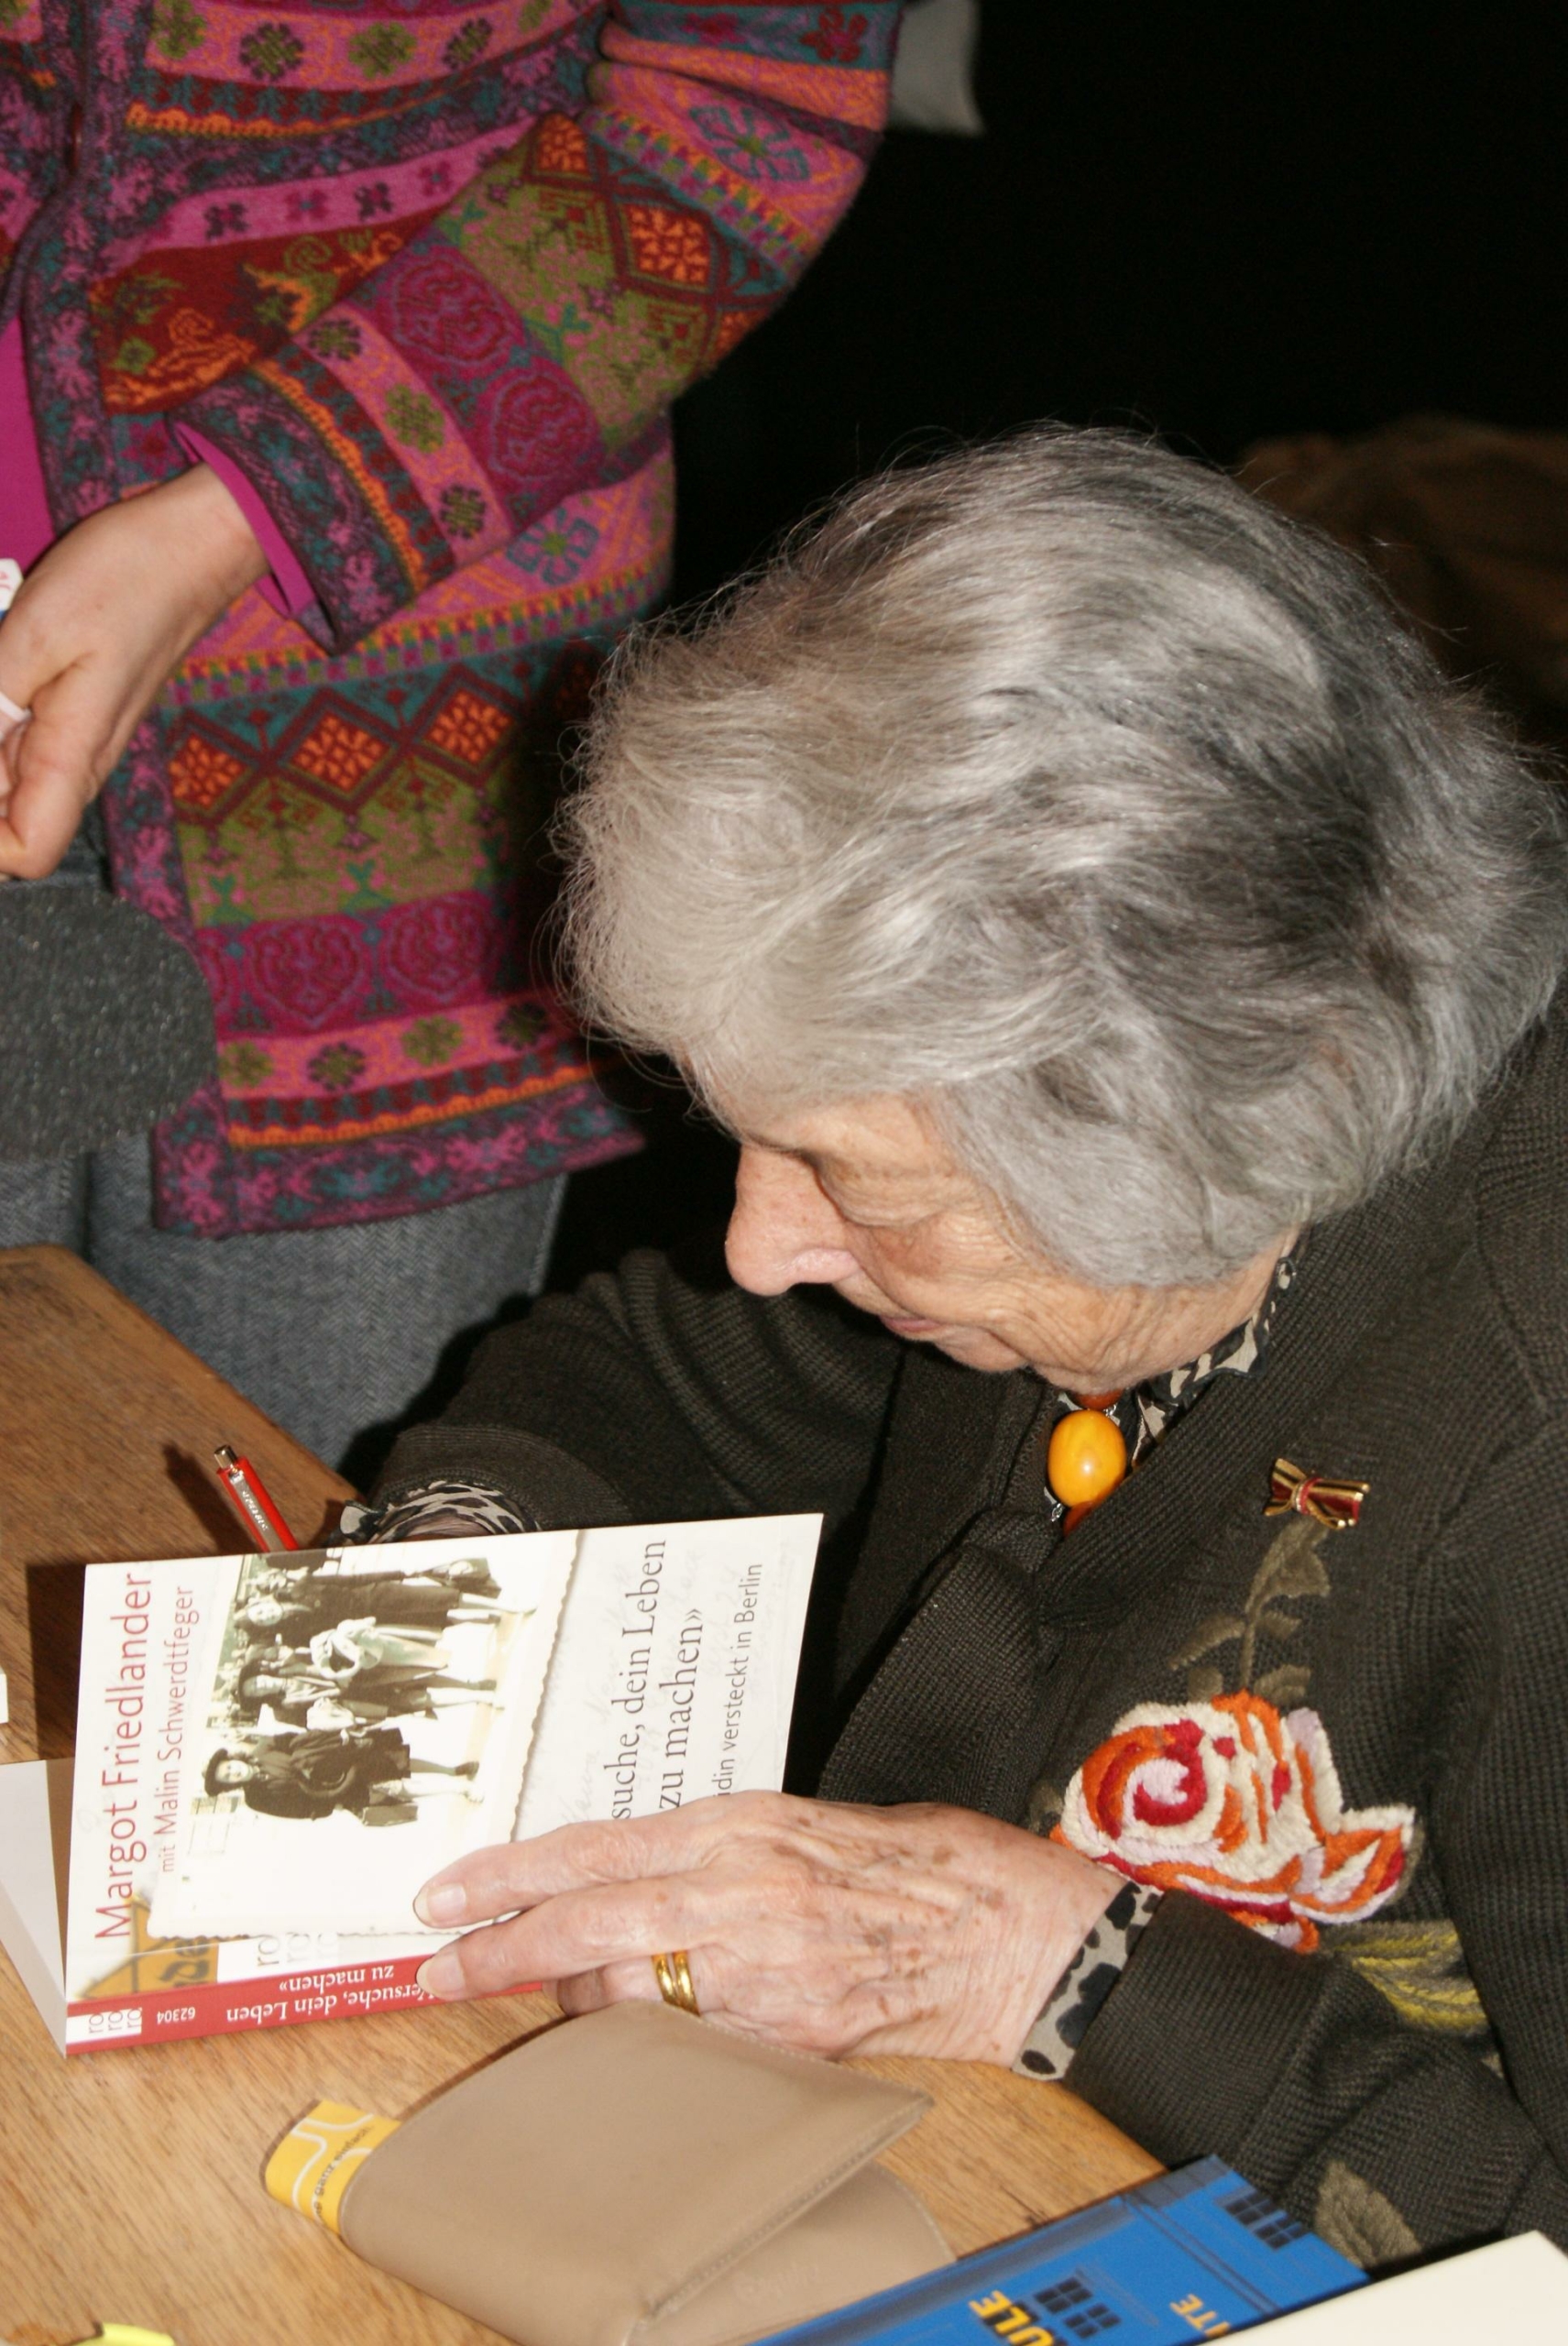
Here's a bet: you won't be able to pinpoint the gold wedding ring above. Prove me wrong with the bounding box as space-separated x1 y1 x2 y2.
651 1948 700 2017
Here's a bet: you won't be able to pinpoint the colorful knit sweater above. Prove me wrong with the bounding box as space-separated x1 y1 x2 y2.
0 1 897 1233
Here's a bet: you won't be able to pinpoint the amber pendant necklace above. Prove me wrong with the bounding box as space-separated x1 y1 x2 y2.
1046 1391 1128 1533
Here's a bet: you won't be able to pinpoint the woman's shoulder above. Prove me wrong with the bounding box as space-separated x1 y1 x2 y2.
1468 992 1568 1400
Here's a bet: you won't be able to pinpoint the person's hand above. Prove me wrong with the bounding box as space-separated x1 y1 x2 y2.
411 1791 1122 2064
310 1629 356 1674
305 1698 357 1730
0 464 269 878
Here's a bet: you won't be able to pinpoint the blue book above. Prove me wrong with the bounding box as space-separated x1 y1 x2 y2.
768 2160 1364 2346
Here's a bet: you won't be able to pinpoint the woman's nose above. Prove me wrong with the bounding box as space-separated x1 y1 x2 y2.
725 1148 861 1295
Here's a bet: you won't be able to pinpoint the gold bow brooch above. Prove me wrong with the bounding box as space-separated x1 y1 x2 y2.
1266 1457 1369 1530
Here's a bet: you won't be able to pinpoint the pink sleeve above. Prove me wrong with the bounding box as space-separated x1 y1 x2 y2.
0 316 58 571
174 424 317 619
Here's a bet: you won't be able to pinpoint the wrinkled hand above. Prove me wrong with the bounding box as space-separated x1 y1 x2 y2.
0 465 268 878
412 1791 1121 2064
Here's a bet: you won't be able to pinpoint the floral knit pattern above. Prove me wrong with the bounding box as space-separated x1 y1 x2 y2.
1 3 898 1233
1056 1691 1414 1954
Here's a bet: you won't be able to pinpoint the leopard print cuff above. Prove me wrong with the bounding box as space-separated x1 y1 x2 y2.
1013 1880 1163 2082
340 1480 533 1545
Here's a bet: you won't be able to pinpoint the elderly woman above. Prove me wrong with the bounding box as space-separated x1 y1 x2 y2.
359 432 1568 2262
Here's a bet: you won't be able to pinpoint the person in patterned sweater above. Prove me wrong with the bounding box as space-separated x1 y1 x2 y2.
0 0 902 1461
360 433 1568 2263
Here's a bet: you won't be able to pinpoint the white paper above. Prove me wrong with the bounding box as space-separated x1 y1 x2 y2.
514 1513 822 1837
1255 2232 1568 2341
0 1760 70 2049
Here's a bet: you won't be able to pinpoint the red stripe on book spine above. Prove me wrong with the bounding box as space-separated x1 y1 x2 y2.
66 1958 540 2052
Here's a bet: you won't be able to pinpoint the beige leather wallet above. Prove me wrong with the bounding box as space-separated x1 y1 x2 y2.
267 2001 952 2346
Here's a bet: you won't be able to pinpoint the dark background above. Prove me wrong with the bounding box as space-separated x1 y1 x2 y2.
546 3 1565 1293
671 8 1562 602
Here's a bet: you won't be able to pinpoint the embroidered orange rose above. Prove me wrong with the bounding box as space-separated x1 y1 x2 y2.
1055 1693 1413 1952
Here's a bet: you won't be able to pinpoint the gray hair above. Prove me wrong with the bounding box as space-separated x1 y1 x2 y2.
562 429 1568 1287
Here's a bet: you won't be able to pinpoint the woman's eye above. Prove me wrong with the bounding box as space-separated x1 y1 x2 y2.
844 1209 927 1237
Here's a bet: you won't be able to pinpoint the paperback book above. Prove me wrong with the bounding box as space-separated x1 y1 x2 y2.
767 2158 1365 2346
0 1513 819 2054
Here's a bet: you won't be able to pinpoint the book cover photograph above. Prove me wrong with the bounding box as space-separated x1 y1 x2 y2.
0 1513 820 2055
144 1536 573 1940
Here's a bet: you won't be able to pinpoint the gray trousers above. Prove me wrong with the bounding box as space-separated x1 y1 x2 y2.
0 1134 563 1471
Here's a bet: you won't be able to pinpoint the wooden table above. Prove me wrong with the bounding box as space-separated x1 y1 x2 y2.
0 1245 1158 2346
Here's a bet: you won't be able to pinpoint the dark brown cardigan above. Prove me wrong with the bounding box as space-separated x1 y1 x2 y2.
378 1000 1568 2261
